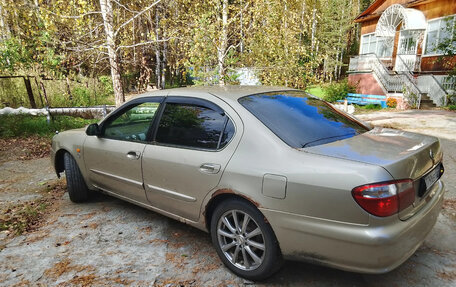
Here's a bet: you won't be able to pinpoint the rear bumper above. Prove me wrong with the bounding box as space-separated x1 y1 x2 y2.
261 180 445 274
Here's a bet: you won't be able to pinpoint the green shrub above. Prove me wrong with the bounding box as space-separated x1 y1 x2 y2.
48 86 114 107
449 104 456 111
0 115 97 138
364 104 381 110
323 79 356 103
99 75 114 98
72 87 92 106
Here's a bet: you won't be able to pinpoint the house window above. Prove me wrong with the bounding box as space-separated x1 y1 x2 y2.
361 33 393 58
398 30 418 55
425 15 456 55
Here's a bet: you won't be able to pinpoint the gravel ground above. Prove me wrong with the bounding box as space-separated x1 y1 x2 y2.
0 109 455 286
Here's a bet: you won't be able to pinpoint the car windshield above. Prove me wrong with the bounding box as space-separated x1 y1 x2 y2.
238 91 369 148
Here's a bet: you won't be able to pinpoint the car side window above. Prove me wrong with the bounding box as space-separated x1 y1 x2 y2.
219 118 235 148
155 102 233 150
103 102 160 142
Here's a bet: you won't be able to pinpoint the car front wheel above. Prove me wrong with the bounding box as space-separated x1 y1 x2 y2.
210 198 282 281
64 152 89 203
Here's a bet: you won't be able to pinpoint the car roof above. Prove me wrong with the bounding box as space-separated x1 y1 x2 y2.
135 85 297 101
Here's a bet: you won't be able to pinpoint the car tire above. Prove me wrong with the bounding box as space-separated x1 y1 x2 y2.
64 152 89 203
210 198 283 281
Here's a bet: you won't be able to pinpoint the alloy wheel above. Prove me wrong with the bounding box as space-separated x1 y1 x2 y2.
216 210 266 271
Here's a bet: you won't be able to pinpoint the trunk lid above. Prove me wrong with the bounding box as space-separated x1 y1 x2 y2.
304 127 443 220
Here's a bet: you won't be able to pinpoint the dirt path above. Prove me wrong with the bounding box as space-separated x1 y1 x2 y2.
0 110 455 286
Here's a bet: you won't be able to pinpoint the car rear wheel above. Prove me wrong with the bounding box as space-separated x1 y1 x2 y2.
210 198 282 281
64 152 89 203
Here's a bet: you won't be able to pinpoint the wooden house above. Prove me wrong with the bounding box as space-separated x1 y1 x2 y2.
348 0 455 108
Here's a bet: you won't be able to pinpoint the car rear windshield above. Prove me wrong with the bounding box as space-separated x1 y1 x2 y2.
238 91 369 148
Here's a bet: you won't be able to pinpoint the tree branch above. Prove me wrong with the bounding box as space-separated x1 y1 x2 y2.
223 42 242 58
112 0 139 13
41 8 102 19
227 2 250 26
115 38 174 51
114 0 162 37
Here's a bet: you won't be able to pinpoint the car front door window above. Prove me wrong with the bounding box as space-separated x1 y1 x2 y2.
103 102 160 142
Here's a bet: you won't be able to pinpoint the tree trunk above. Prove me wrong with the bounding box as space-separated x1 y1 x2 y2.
311 4 317 53
66 76 72 101
240 0 244 54
154 10 161 89
338 48 344 79
0 1 6 39
217 0 228 86
356 0 360 41
39 80 49 106
334 50 339 81
100 0 124 107
33 77 44 106
161 30 167 90
23 77 37 108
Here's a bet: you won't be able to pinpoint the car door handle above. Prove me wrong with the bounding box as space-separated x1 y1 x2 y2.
199 163 221 174
126 151 141 160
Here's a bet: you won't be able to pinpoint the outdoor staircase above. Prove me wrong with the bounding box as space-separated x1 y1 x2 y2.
418 94 436 109
349 54 449 108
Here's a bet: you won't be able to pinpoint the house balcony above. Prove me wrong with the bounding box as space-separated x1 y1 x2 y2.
348 54 422 73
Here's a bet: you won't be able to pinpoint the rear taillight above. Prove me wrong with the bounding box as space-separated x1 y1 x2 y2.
352 179 415 217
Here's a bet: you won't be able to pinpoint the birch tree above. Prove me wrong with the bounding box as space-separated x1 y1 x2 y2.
100 0 124 106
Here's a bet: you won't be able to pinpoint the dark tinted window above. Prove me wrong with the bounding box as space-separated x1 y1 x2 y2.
156 103 228 150
239 91 368 148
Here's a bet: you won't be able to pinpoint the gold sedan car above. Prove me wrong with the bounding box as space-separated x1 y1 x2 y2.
51 86 445 280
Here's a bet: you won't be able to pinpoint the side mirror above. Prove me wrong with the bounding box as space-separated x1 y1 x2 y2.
86 123 101 136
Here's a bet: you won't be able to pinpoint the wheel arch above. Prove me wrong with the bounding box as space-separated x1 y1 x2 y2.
54 148 70 177
204 190 264 232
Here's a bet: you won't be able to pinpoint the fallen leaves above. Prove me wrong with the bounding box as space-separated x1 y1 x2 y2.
0 136 51 162
443 198 456 210
149 238 169 245
64 274 97 287
44 259 72 278
44 259 134 286
140 226 153 234
88 223 98 229
0 180 65 236
442 199 456 219
437 265 456 281
154 279 197 287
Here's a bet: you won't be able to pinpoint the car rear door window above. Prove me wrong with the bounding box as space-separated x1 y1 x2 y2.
155 102 233 150
103 102 160 142
239 91 369 148
219 118 235 148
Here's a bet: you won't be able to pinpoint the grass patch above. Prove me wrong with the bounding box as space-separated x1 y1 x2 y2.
0 114 97 138
305 86 326 99
354 104 382 113
364 104 382 110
